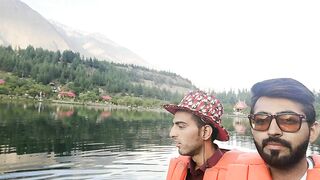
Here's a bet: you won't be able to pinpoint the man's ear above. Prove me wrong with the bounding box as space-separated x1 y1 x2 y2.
202 125 213 140
309 121 320 143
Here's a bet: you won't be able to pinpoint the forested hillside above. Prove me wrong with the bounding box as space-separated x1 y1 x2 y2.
1 45 319 113
0 45 195 105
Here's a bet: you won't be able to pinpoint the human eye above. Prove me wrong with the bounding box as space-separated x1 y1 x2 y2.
254 115 268 125
279 115 300 125
176 122 187 129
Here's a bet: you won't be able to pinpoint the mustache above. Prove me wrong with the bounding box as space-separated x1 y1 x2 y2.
262 136 291 149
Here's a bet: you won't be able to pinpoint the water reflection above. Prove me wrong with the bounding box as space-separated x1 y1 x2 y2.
232 116 248 135
0 145 175 179
0 102 319 179
0 102 172 170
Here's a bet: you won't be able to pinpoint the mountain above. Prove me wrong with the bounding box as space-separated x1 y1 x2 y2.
0 0 148 67
116 65 195 94
51 21 149 67
0 0 196 95
0 0 70 51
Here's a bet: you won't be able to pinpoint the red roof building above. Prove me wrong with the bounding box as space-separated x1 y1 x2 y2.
59 91 76 98
234 100 247 112
0 79 5 85
101 95 112 101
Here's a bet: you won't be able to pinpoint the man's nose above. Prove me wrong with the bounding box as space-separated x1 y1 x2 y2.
169 126 177 138
267 118 283 137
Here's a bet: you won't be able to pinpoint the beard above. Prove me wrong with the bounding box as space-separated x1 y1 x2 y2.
178 128 204 156
178 139 203 156
253 136 309 170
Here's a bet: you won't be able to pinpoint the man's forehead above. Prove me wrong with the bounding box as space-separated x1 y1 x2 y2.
254 96 305 115
173 111 194 122
172 118 187 123
174 111 193 117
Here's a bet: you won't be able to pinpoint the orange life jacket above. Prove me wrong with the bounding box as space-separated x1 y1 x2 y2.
225 152 320 180
166 150 243 180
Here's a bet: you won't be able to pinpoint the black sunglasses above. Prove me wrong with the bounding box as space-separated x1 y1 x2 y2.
248 112 307 133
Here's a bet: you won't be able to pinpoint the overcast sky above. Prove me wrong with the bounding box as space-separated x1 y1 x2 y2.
21 0 320 92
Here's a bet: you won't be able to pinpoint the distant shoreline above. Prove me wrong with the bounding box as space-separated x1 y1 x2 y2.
0 95 166 113
0 95 248 115
50 99 166 113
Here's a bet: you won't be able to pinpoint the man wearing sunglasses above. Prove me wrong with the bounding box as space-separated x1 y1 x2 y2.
226 78 320 180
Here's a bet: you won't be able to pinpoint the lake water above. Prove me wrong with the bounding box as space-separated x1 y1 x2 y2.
0 102 319 179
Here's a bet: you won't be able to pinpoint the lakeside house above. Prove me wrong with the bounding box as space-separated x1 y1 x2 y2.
101 95 112 102
233 100 248 115
58 91 76 99
0 79 5 85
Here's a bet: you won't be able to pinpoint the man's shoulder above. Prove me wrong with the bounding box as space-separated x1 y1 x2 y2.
311 154 320 168
170 155 190 164
307 154 320 179
224 150 265 165
167 156 190 180
218 150 244 163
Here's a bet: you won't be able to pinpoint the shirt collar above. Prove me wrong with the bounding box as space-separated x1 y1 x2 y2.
188 146 223 174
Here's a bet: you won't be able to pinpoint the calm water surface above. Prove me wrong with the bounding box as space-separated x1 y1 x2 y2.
0 102 319 179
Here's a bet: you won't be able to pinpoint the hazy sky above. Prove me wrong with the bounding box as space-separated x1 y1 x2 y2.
21 0 320 92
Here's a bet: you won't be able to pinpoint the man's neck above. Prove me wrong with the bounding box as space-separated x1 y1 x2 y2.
269 157 308 180
192 142 216 169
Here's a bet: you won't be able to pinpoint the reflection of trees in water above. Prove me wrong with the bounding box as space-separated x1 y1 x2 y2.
1 102 320 155
224 133 256 151
221 116 251 136
232 117 250 135
0 102 172 156
219 116 255 150
55 106 75 119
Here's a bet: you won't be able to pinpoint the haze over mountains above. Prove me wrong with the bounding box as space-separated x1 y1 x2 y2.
0 0 149 67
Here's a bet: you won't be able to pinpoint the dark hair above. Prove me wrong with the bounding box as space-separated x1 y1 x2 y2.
250 78 316 124
192 114 218 142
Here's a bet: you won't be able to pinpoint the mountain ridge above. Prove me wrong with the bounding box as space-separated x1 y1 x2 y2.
0 0 149 67
0 0 71 51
